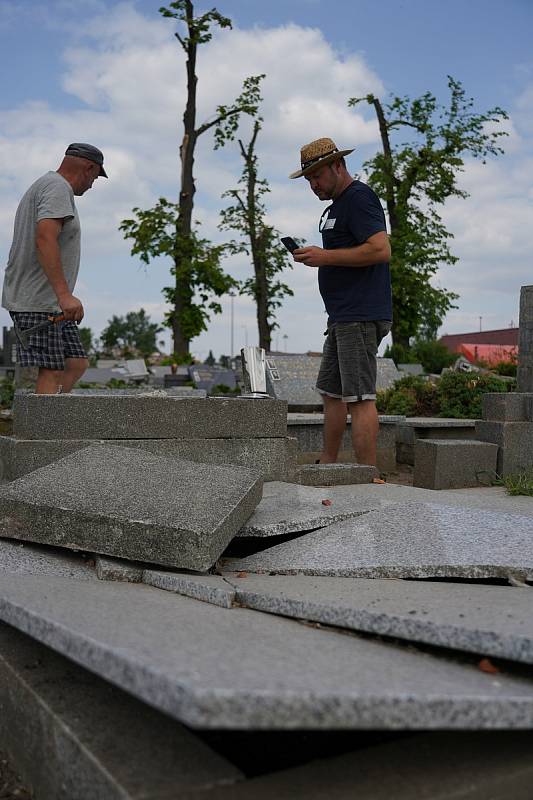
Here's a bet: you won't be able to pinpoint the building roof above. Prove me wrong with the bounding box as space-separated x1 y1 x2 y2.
439 328 518 351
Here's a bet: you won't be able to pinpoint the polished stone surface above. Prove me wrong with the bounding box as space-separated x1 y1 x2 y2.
2 574 533 729
0 444 262 570
227 501 533 580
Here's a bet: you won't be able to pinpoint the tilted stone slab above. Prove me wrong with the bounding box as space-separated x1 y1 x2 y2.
0 445 262 570
238 481 382 537
13 394 287 440
0 623 242 800
227 501 533 581
143 570 236 608
223 573 533 664
0 435 296 482
2 574 533 730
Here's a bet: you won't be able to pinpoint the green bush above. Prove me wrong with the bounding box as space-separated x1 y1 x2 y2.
0 377 15 408
377 375 438 416
436 372 511 418
492 360 517 377
411 339 456 374
383 343 415 365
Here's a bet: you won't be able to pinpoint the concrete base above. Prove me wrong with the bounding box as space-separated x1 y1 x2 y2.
475 420 533 476
296 463 378 486
396 418 477 466
413 439 499 490
0 435 297 483
0 622 241 799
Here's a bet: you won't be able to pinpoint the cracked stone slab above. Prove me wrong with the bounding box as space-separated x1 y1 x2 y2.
0 622 242 800
2 574 533 729
0 537 96 580
226 501 533 581
238 482 382 537
142 570 236 608
223 574 533 664
0 444 262 570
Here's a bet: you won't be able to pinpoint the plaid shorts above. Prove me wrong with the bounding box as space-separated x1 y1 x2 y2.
316 320 391 403
10 311 87 370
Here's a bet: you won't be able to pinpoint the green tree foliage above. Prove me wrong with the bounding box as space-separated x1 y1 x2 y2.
120 1 263 355
100 309 163 357
219 117 293 351
350 78 508 347
384 338 456 374
78 327 93 355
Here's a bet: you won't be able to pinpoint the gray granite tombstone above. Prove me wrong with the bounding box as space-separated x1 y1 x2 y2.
517 285 533 392
189 365 237 392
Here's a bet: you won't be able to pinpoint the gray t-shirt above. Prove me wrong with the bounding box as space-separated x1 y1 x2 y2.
2 171 80 312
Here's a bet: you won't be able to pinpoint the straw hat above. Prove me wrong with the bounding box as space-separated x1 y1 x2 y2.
289 137 354 179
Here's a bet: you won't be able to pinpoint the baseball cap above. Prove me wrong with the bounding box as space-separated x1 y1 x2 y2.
65 143 108 178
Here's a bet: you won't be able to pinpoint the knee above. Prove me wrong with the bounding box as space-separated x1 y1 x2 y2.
66 358 89 378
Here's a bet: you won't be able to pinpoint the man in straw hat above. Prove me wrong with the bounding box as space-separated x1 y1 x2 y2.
289 137 392 469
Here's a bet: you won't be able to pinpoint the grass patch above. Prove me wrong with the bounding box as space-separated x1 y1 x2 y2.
497 469 533 497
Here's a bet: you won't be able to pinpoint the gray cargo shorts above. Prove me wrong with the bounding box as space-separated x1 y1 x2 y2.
316 320 392 403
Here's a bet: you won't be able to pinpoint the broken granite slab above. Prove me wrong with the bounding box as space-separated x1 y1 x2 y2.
143 570 236 608
227 501 533 581
2 573 533 729
223 574 533 664
96 556 144 583
0 622 242 800
238 481 381 537
13 394 287 440
0 445 262 570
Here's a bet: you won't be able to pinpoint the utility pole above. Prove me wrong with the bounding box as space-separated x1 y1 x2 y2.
229 291 235 358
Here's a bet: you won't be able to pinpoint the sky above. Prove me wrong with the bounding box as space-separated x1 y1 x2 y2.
1 0 532 360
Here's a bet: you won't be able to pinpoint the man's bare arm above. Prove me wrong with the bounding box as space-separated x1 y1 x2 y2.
35 218 84 321
293 231 391 269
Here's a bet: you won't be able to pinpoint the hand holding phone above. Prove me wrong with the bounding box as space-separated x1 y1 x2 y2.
280 236 299 253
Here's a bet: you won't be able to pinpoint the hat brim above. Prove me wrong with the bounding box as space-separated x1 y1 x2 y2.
99 165 108 178
289 148 354 179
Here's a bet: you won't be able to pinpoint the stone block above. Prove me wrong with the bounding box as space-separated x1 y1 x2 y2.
13 394 287 440
413 439 498 490
296 463 377 486
396 418 477 465
482 392 533 422
2 573 533 729
96 556 144 582
0 444 262 570
227 501 533 581
475 420 533 475
0 622 241 800
143 570 236 608
223 573 533 664
0 435 296 482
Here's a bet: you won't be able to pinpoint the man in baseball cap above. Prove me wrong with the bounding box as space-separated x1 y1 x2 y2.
2 143 107 393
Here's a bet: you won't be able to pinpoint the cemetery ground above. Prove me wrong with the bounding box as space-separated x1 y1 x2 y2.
0 289 532 797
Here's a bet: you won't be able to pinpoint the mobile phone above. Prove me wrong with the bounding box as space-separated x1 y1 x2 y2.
280 236 299 253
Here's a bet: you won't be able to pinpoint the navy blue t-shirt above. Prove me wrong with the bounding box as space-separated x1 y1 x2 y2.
318 180 392 322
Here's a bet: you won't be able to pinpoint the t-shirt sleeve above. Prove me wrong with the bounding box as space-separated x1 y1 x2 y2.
347 187 387 243
36 180 75 223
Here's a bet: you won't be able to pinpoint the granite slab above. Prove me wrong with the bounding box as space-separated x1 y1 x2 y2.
226 501 533 580
2 574 533 729
13 394 287 440
224 574 533 664
0 445 262 570
238 482 380 537
0 623 241 799
296 463 377 486
96 556 144 582
0 538 96 580
142 570 236 608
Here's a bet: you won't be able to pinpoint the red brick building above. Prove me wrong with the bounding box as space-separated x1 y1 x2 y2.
439 328 518 365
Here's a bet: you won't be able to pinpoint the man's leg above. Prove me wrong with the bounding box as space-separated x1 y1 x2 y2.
35 368 64 394
320 394 348 463
61 357 89 392
348 399 379 466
